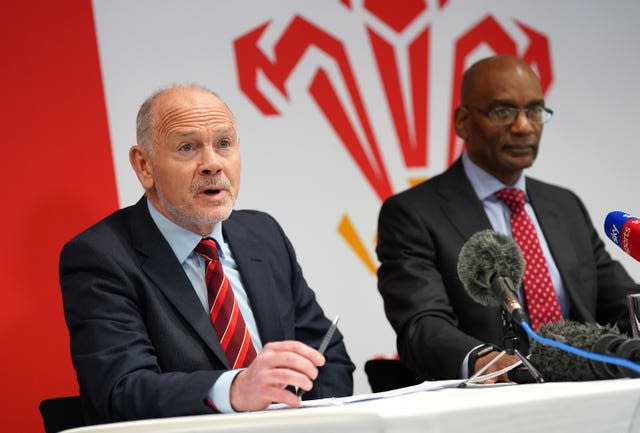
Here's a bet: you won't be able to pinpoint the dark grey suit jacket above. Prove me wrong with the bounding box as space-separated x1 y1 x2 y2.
377 158 638 380
60 197 354 424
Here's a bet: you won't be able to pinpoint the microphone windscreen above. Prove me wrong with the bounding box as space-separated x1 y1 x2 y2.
457 230 524 306
529 320 620 381
604 211 640 261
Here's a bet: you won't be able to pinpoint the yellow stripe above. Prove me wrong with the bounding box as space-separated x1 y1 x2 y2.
337 214 377 275
408 175 429 187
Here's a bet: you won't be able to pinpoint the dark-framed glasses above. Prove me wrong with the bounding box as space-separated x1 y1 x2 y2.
464 105 553 125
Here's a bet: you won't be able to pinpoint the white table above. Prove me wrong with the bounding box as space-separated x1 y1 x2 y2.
63 379 640 433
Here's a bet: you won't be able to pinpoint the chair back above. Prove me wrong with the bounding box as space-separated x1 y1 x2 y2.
364 359 421 392
39 396 85 433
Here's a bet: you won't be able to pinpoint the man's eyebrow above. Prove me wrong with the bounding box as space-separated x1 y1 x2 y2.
489 98 546 107
528 99 546 107
168 130 198 138
167 126 237 140
212 125 237 135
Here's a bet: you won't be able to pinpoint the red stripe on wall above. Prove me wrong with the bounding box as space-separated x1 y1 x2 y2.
1 1 118 431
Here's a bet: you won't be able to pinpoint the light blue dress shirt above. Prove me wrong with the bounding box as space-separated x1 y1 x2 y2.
459 153 569 377
147 200 263 413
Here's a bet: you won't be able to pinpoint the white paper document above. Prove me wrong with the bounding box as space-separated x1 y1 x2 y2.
267 379 464 410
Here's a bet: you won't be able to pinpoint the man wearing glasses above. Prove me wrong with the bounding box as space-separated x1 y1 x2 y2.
376 55 638 383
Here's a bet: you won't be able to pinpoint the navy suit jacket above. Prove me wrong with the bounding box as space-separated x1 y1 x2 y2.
60 197 354 424
377 158 638 380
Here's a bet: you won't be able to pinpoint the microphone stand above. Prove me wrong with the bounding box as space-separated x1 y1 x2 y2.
459 310 545 388
501 309 545 383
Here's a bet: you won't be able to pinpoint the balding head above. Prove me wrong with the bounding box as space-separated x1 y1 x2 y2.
460 55 542 105
136 84 233 153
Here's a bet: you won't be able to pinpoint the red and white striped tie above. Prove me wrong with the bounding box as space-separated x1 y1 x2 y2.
196 238 257 368
495 188 563 330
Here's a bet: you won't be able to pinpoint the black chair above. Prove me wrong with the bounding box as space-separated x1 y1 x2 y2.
364 358 422 393
39 396 85 433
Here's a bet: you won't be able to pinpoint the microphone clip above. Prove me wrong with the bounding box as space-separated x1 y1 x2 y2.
500 309 545 384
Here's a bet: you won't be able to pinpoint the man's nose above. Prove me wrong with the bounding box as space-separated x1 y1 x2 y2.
199 146 222 175
511 110 535 134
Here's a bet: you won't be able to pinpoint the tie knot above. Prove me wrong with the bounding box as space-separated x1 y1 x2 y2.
495 188 526 213
196 238 220 262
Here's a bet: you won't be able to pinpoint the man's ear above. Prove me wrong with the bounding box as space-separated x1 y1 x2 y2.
129 145 154 190
454 106 469 141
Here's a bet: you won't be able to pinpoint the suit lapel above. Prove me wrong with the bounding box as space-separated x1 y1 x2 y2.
223 214 283 344
129 198 230 367
526 180 594 322
438 159 493 240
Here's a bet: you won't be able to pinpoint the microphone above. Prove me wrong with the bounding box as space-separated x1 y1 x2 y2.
457 229 528 325
458 230 640 382
604 211 640 261
529 320 640 381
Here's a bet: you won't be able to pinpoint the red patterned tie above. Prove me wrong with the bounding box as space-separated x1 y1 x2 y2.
196 238 257 368
495 188 563 330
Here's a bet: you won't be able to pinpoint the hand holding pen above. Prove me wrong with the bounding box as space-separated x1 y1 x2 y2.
297 315 340 397
229 316 339 411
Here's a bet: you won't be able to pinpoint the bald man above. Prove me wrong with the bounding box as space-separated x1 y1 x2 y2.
376 55 638 383
60 84 354 424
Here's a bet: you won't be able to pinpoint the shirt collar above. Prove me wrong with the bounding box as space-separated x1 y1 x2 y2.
461 152 528 202
146 198 225 263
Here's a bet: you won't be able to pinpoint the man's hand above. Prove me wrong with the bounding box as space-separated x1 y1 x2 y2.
473 351 519 384
229 341 325 411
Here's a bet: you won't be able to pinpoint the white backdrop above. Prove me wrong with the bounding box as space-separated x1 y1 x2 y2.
92 0 640 394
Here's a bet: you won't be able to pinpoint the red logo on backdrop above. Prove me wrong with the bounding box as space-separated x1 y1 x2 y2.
234 0 553 273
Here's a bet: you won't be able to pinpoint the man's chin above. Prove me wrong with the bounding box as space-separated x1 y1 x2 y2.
168 206 234 235
184 213 232 236
504 146 537 160
205 205 234 223
504 153 536 170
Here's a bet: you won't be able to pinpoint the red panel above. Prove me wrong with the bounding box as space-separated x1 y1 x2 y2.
0 1 117 431
364 0 426 33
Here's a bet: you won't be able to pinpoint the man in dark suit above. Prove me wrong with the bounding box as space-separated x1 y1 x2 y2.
60 84 354 424
376 55 638 383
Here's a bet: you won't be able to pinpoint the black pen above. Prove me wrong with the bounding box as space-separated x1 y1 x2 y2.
297 315 340 397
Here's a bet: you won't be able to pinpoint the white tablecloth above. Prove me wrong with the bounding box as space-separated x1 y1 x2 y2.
63 379 640 433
